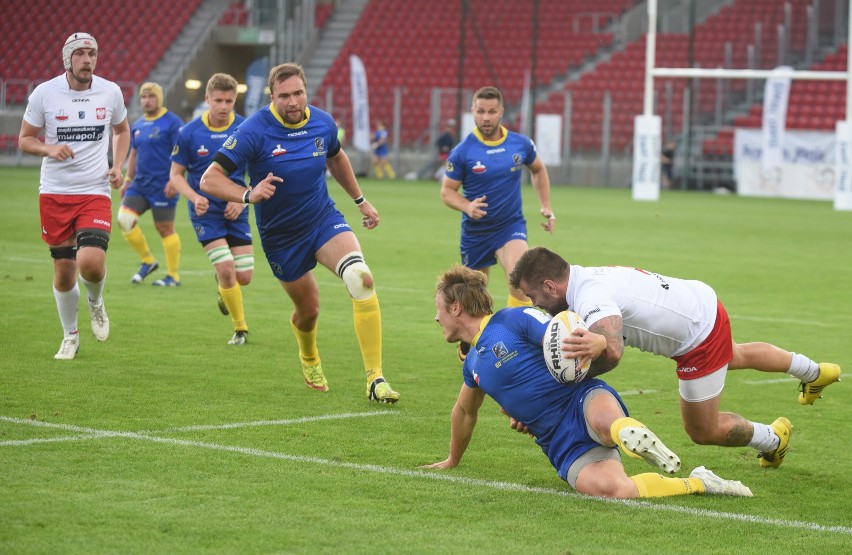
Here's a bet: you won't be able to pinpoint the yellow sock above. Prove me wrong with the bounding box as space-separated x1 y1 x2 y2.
353 293 382 383
383 161 396 179
162 233 181 281
123 225 155 264
220 284 247 332
290 318 319 365
629 473 705 498
507 295 532 308
374 163 384 179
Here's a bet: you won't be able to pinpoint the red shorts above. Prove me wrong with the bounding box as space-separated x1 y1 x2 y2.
673 300 733 380
39 194 112 245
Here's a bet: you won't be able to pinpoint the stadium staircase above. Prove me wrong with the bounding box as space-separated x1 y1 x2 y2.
303 0 371 98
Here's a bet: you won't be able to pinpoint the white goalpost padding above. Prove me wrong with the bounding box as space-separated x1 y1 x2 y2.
634 0 852 210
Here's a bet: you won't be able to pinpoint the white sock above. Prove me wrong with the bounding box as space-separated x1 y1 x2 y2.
747 422 780 452
80 273 106 305
53 283 80 336
787 352 820 383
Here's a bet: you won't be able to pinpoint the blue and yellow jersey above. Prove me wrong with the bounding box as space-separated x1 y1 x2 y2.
213 104 341 251
172 111 246 216
131 107 183 189
372 127 389 157
463 307 616 475
445 126 537 235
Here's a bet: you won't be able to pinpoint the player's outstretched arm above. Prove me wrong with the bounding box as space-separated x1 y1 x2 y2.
421 384 486 469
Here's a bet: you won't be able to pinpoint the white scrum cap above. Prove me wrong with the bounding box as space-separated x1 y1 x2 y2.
63 32 98 70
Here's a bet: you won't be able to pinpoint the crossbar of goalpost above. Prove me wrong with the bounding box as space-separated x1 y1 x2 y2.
632 0 852 211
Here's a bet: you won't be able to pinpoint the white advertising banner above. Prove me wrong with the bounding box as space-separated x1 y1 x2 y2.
349 54 371 153
534 114 562 166
761 66 792 171
835 121 852 210
631 115 661 201
734 128 835 200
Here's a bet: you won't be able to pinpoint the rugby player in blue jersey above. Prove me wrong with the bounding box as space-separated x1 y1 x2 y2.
441 86 555 362
423 265 753 499
119 82 184 286
200 63 399 403
169 73 254 346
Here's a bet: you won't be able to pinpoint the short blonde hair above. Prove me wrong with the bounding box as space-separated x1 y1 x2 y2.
206 73 238 96
139 82 164 108
436 265 493 318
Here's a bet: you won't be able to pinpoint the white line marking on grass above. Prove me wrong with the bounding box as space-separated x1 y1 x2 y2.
144 411 398 433
618 389 658 396
743 377 800 385
0 434 103 446
2 415 850 536
728 314 829 327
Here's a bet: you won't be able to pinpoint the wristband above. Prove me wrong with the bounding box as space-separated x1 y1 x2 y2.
124 176 133 183
242 189 251 204
542 211 556 220
354 195 366 205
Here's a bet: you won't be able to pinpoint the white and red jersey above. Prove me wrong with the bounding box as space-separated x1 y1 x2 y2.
565 265 718 358
24 74 127 196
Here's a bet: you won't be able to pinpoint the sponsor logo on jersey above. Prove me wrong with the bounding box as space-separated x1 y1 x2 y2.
210 133 228 139
315 137 325 151
71 98 89 102
223 136 237 149
677 366 699 374
92 218 110 227
513 153 522 166
96 107 106 120
57 125 105 142
171 145 179 156
492 342 509 358
288 130 307 136
55 109 69 121
272 144 287 156
446 161 454 172
486 147 505 154
583 307 601 321
196 145 209 157
472 161 486 173
78 111 85 119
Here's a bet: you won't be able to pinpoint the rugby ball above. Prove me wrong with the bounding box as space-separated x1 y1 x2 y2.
542 310 591 384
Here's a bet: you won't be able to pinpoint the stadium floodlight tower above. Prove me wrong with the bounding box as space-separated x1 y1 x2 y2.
633 0 852 211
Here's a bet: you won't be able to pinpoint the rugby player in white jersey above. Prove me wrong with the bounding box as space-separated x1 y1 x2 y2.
510 247 842 469
19 32 130 360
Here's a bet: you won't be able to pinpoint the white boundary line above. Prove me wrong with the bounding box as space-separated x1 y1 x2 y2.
141 411 397 433
1 416 850 536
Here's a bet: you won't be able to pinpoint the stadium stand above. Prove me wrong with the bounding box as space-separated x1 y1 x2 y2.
313 0 636 146
536 0 812 153
0 0 203 106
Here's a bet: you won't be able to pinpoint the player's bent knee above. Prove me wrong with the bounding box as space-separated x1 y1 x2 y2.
76 228 110 251
336 252 374 300
50 246 77 260
117 207 139 233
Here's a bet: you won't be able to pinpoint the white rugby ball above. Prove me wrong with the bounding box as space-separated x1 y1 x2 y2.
542 310 591 384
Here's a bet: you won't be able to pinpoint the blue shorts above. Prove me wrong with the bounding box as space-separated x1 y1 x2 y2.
264 209 351 282
460 220 527 269
541 380 628 482
124 178 179 211
190 210 252 245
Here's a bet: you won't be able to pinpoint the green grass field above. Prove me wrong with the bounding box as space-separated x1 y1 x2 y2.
1 166 850 554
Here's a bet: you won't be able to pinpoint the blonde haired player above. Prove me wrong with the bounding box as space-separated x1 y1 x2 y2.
119 82 184 286
169 73 254 345
19 32 130 359
426 265 753 499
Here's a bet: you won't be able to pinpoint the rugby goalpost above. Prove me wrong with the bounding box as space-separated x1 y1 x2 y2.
632 0 852 211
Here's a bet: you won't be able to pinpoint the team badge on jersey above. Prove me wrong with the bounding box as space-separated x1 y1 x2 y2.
315 137 325 151
96 107 106 120
492 342 508 358
472 161 486 173
78 111 85 119
272 144 287 157
223 136 237 149
196 145 208 157
447 161 454 172
513 153 522 166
